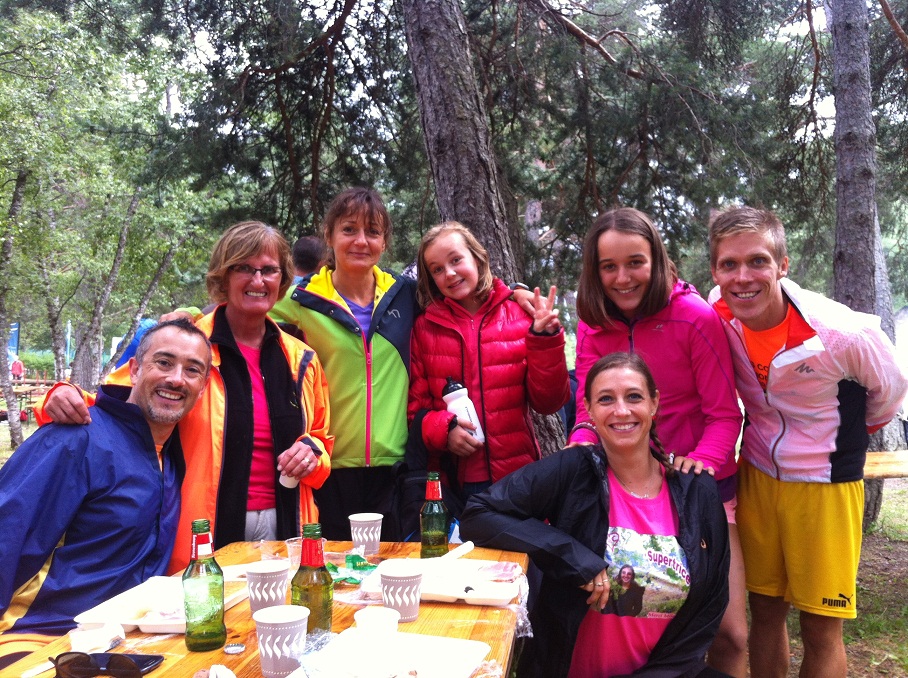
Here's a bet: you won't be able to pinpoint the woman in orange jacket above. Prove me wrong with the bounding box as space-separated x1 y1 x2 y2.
36 221 333 573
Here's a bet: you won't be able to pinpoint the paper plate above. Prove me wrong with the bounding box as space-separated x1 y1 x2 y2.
302 628 490 678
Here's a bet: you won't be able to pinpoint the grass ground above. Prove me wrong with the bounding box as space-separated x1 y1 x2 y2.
0 425 905 675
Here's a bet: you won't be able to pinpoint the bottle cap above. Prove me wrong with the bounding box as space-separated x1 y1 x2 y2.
442 376 464 396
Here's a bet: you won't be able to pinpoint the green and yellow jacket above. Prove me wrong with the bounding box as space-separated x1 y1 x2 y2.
270 265 416 469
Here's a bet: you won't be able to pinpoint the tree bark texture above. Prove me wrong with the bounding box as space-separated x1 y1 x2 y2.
70 190 141 390
0 170 29 449
38 209 70 381
827 0 904 528
399 0 523 281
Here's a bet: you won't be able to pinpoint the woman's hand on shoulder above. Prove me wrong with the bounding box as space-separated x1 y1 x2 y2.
581 567 611 611
44 384 91 425
670 454 715 476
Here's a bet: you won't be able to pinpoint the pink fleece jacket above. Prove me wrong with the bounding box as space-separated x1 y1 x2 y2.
570 280 742 481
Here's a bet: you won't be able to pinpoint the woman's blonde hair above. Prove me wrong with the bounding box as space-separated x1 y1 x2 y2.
576 208 677 327
206 221 293 304
416 222 494 309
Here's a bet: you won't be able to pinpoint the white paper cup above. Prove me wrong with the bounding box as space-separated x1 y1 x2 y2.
279 474 300 488
284 537 303 576
246 560 290 613
379 559 423 623
253 605 309 678
354 606 400 636
349 512 383 555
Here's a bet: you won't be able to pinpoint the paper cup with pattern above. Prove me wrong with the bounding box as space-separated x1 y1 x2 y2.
246 560 290 613
253 605 309 678
348 512 383 556
379 559 423 622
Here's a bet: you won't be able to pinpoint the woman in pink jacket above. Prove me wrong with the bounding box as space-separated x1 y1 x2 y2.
408 222 570 500
570 207 745 677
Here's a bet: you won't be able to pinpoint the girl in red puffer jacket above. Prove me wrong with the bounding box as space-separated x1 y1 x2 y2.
407 221 570 500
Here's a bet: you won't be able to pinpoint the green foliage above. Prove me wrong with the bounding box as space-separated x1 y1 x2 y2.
19 350 54 375
0 7 226 364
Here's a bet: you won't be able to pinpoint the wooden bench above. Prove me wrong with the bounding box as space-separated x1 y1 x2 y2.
865 451 908 479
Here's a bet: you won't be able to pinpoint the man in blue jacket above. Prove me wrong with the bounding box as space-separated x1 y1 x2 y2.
0 319 211 666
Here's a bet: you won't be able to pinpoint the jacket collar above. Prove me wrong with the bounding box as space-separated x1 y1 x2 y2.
304 265 398 304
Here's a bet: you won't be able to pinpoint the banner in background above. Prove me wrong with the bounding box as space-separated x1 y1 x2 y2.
8 322 19 359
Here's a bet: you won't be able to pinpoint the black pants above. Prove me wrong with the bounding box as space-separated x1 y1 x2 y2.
312 466 398 541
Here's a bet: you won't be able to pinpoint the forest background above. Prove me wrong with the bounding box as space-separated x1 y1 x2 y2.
3 0 908 383
1 0 906 436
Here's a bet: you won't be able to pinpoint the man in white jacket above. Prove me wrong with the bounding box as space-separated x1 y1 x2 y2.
708 206 908 678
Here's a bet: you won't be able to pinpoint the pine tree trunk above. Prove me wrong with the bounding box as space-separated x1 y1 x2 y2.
399 0 524 280
400 0 563 454
828 0 905 529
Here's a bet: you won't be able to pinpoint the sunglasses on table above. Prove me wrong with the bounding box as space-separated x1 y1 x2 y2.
50 652 163 677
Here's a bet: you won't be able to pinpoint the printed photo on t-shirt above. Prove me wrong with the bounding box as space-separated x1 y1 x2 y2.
603 526 690 618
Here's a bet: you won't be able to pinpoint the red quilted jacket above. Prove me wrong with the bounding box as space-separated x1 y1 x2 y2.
408 278 570 484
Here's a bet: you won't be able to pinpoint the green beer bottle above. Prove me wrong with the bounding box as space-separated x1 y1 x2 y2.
420 472 449 558
182 519 227 651
290 523 333 632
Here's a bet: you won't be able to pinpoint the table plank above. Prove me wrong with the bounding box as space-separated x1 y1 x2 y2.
865 451 908 479
8 541 528 678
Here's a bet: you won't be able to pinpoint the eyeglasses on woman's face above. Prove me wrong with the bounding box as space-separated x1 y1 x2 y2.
228 263 282 280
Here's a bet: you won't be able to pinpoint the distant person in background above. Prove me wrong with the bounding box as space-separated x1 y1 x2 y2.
0 320 211 667
9 356 23 382
292 235 327 284
114 319 158 369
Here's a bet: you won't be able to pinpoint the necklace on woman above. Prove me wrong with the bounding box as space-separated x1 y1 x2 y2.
611 468 661 499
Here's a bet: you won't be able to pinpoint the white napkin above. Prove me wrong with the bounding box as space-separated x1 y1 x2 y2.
69 623 126 652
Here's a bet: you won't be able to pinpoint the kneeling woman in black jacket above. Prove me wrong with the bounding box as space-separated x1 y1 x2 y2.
461 352 730 678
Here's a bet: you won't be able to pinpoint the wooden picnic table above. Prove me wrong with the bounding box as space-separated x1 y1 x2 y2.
864 450 908 479
8 540 529 678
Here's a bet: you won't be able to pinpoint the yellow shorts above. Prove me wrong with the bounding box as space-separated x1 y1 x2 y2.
737 460 863 619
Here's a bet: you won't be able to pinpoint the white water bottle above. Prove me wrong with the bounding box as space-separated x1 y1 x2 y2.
442 377 485 443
